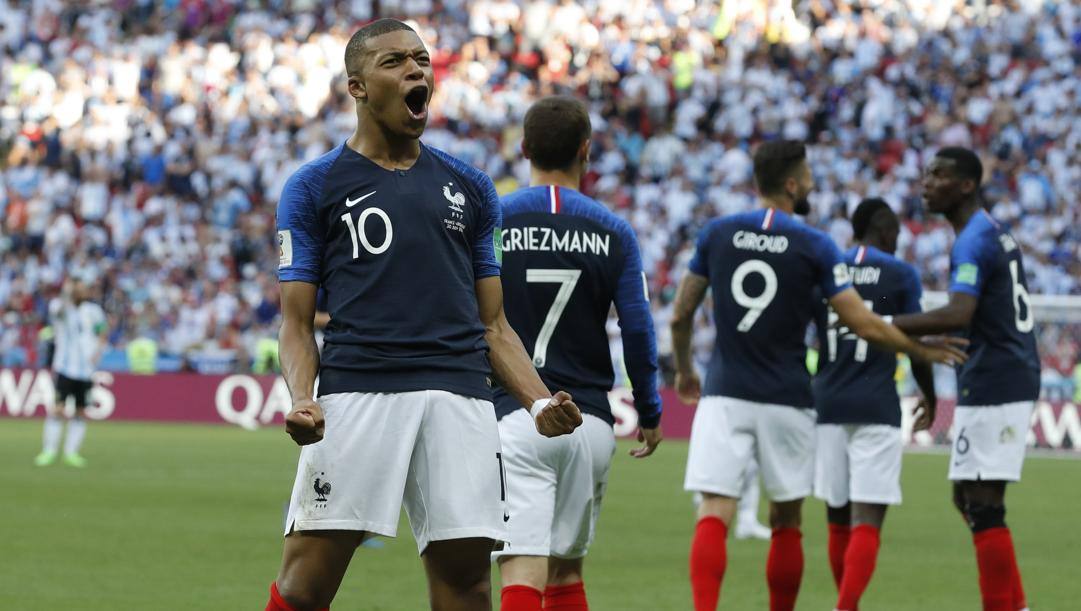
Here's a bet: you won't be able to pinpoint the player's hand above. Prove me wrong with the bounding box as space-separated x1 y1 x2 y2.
286 398 325 446
912 339 968 367
534 390 583 438
629 425 663 458
675 370 701 404
912 396 936 432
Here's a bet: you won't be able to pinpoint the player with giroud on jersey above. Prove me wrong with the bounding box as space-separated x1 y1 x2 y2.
269 19 582 611
670 140 968 611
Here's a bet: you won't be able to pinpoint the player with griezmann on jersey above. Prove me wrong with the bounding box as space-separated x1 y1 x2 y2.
492 96 663 611
269 20 582 611
670 140 967 611
812 198 939 611
892 147 1039 611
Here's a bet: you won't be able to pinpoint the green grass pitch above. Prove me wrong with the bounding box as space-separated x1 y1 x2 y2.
2 418 1079 610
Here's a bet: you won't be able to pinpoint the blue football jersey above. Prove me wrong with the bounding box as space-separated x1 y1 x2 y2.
948 210 1040 406
276 143 502 401
494 186 662 428
813 245 923 426
689 207 852 407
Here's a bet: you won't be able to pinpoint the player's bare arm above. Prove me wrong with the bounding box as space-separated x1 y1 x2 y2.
670 271 709 404
892 291 978 336
829 288 967 366
279 281 324 446
476 276 583 437
910 358 938 431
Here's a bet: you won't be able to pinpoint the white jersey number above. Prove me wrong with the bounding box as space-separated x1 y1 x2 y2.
341 207 393 258
731 259 778 332
1008 260 1034 333
526 268 582 368
826 300 873 362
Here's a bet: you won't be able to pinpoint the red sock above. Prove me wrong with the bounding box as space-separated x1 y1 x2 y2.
502 585 543 611
973 527 1016 611
266 583 297 611
689 516 728 611
827 523 851 589
766 527 803 611
543 581 588 610
1011 551 1027 610
836 525 880 610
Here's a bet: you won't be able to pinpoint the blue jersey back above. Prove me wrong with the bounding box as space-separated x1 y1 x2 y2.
689 208 851 407
948 210 1040 405
494 186 662 428
276 143 502 401
813 246 922 426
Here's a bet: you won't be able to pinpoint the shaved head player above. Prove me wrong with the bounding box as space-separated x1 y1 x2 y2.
267 20 582 611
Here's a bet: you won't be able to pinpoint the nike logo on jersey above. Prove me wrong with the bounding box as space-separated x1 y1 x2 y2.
345 191 377 207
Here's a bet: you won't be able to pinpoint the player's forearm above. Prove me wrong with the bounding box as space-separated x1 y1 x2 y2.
911 359 937 404
670 315 695 375
486 318 551 408
622 330 663 428
892 308 966 336
851 314 927 359
279 320 319 403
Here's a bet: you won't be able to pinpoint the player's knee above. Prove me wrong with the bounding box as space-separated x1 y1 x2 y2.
768 500 802 529
275 578 331 611
548 558 583 586
964 502 1006 533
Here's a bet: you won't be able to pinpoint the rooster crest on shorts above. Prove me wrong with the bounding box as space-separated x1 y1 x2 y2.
313 473 331 505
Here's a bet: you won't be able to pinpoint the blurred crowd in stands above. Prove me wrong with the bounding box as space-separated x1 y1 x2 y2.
0 0 1078 396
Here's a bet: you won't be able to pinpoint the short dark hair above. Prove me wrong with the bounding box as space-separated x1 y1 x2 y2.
522 96 591 171
752 140 807 196
851 197 895 241
935 146 983 185
345 19 416 76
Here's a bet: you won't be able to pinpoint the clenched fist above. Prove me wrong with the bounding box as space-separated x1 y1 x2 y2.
286 398 325 446
533 390 583 437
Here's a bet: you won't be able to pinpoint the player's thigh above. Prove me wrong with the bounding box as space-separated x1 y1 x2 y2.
949 402 1033 482
848 425 903 506
493 408 560 559
550 415 615 559
276 530 365 609
685 396 755 497
756 404 815 502
405 390 506 555
285 392 423 537
813 423 851 509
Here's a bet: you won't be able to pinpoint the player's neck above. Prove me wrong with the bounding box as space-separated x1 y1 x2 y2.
946 199 980 234
759 195 794 215
529 168 581 192
347 121 421 170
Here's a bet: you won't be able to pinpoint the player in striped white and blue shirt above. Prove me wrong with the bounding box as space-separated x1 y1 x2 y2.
35 278 107 468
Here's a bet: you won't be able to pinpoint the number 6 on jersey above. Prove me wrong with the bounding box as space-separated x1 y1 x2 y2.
526 268 582 367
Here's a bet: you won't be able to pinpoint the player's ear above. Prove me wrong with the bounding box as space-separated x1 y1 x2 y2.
520 139 531 161
347 73 367 102
578 138 591 164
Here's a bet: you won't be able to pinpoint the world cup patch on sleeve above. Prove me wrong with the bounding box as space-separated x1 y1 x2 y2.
278 230 293 268
832 262 851 287
955 263 978 286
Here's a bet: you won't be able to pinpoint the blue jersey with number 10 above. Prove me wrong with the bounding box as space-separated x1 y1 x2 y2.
689 207 852 407
949 210 1040 406
814 245 923 426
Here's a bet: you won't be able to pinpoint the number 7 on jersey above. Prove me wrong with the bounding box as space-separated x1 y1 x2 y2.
526 268 582 368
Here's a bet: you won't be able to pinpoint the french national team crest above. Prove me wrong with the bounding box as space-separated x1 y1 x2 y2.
313 472 331 507
442 182 467 234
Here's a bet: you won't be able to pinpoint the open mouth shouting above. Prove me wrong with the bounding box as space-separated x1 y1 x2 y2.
404 84 429 121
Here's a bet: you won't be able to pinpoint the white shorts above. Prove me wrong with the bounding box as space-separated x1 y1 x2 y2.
492 410 616 560
284 390 506 554
814 424 903 508
948 402 1034 482
684 396 816 503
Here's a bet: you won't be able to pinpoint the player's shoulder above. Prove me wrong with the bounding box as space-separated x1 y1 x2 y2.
862 246 919 279
953 210 1009 257
282 144 345 205
561 189 632 235
425 144 495 196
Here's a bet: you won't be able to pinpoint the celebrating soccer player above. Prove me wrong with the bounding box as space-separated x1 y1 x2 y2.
268 20 582 611
891 147 1039 611
671 140 967 611
811 198 939 611
492 96 663 611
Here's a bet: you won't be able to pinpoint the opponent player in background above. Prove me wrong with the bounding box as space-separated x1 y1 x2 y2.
670 140 967 611
269 20 582 611
892 147 1039 611
492 96 663 611
812 198 939 611
34 277 106 468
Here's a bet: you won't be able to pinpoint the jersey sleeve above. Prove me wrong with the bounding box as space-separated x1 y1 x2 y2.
687 221 714 277
612 220 662 428
900 264 923 314
948 229 988 296
471 172 502 279
276 166 324 284
813 232 852 298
